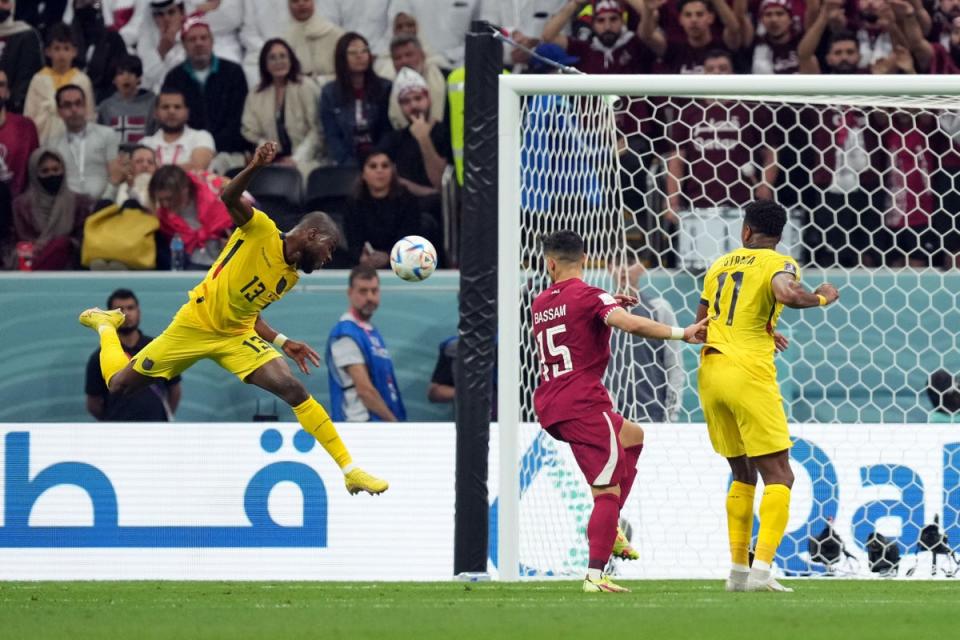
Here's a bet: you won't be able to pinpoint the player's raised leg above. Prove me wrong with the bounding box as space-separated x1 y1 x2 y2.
78 307 157 395
724 455 757 592
747 450 794 592
245 359 388 495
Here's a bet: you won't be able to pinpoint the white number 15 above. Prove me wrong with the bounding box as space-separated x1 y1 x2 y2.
536 324 573 381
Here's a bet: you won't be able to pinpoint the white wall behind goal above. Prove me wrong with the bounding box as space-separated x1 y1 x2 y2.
0 423 957 580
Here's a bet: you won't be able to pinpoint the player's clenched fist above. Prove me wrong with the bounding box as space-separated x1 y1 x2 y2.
252 141 278 167
814 283 839 304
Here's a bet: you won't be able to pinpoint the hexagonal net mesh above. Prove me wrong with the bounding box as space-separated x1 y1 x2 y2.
503 89 960 578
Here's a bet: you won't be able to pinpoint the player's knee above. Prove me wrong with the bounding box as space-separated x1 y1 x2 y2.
278 376 309 406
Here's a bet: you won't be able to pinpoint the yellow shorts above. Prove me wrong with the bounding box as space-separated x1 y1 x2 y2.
698 350 792 458
132 317 282 382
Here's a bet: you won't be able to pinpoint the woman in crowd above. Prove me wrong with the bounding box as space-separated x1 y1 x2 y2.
148 164 233 270
0 0 44 113
319 32 391 167
344 150 420 267
13 148 94 269
242 38 322 176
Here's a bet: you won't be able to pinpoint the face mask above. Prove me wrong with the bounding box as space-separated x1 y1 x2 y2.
0 10 11 22
38 175 64 194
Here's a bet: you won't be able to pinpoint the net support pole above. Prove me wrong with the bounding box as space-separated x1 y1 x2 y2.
454 20 502 577
496 73 521 581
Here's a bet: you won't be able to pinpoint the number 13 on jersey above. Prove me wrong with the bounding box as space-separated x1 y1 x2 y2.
536 324 573 381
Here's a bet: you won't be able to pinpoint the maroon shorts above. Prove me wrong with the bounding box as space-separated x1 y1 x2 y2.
546 410 625 487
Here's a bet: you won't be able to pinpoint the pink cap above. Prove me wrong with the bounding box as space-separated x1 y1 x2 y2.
181 14 211 38
759 0 792 13
594 0 623 17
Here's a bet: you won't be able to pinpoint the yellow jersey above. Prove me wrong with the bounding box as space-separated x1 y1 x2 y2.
699 247 800 380
174 208 300 334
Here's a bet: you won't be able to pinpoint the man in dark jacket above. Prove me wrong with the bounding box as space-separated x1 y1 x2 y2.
161 15 249 157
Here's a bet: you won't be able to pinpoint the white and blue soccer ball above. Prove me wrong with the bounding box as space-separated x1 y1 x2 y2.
390 235 437 282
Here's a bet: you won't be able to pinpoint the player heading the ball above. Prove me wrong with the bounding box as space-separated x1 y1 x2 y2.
696 199 839 593
78 141 388 496
531 230 708 593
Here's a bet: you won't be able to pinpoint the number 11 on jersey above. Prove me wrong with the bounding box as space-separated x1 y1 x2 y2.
536 324 573 381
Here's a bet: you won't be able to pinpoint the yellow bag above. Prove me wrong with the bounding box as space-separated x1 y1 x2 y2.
81 204 159 270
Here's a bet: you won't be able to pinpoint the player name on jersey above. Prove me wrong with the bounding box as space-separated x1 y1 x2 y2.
533 305 567 325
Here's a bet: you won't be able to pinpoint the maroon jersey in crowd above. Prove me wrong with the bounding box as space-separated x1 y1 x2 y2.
672 100 771 208
802 106 881 191
567 33 655 74
0 112 39 196
883 124 934 230
657 36 724 74
751 32 801 74
531 278 621 429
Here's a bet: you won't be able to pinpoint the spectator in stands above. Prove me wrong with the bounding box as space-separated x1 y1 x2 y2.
320 32 392 167
930 0 960 48
15 0 67 31
162 15 249 168
373 13 446 78
70 0 137 37
389 0 480 70
148 164 233 268
378 68 451 198
384 35 446 129
428 336 457 404
85 288 182 421
13 148 95 269
752 0 802 73
97 55 156 145
800 5 862 74
316 0 390 58
139 0 187 92
0 0 43 113
608 261 685 422
665 50 777 269
852 0 915 69
284 0 344 82
899 2 958 73
928 369 960 423
644 0 742 71
880 110 938 268
50 84 124 201
238 0 290 86
70 0 129 102
24 23 96 144
115 144 157 207
241 38 322 175
481 0 567 68
141 87 216 171
0 70 39 196
326 265 407 422
344 151 420 267
191 0 245 66
543 0 658 74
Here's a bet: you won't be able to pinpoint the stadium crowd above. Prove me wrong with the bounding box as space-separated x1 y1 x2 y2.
1 0 960 271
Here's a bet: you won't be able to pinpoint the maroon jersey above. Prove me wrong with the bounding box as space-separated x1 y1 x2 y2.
657 36 723 74
751 33 801 74
802 106 881 190
672 100 771 208
532 278 621 428
567 34 655 74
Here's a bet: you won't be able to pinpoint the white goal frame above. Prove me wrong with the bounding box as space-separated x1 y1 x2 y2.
496 74 960 581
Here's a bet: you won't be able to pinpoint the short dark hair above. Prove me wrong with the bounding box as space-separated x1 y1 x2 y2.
828 30 858 50
389 33 423 53
55 83 86 107
115 54 143 78
349 264 379 288
704 48 734 66
678 0 712 13
157 85 187 104
130 144 155 157
107 288 138 310
297 210 342 246
45 22 76 48
148 164 194 206
542 230 585 263
743 199 787 237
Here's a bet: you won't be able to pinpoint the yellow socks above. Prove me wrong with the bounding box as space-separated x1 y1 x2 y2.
293 397 353 469
755 484 792 565
98 325 129 387
726 481 756 567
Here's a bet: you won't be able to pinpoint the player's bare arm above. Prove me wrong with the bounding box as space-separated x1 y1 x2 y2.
605 307 708 343
254 314 321 375
771 273 840 309
220 141 278 227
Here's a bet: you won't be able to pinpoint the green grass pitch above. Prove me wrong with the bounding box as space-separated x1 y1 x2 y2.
2 580 958 640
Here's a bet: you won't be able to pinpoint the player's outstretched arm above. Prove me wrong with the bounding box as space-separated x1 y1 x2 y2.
606 307 708 344
771 273 839 309
254 314 321 375
220 141 278 227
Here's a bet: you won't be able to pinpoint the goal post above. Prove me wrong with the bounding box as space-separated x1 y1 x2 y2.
496 74 960 581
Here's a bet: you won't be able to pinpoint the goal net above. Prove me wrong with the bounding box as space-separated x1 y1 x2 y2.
495 75 960 580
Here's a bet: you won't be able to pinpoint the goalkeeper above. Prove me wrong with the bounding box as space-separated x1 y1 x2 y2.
78 141 388 496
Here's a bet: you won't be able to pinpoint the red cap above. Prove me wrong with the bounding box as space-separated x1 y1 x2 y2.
759 0 792 14
181 14 211 38
594 0 623 17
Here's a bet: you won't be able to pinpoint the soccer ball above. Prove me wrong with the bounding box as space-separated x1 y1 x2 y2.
390 235 437 281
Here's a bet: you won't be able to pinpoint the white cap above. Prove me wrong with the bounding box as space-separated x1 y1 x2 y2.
394 66 428 100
